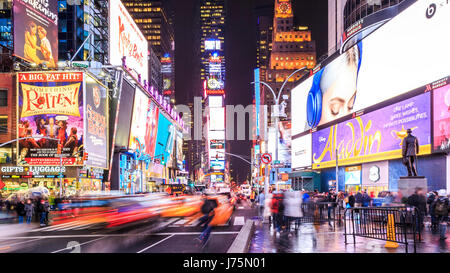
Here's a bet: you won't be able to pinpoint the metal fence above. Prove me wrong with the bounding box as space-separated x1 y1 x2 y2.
344 206 421 253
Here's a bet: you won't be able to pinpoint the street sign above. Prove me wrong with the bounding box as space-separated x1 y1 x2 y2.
261 153 272 164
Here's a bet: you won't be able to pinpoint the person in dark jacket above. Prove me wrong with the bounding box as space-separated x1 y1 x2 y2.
16 200 26 224
355 191 363 207
402 129 419 176
348 193 356 208
427 191 439 232
407 187 427 234
431 189 449 240
362 191 372 207
37 198 50 226
196 195 218 245
326 191 337 220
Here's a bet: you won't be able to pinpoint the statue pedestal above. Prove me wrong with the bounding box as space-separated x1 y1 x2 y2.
397 176 427 197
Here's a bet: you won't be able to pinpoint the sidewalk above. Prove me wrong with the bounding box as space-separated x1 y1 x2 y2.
249 219 449 253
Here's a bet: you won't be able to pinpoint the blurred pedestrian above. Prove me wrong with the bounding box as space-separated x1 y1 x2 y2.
431 189 448 240
362 191 371 207
355 191 363 207
25 199 34 224
37 198 50 226
407 187 427 234
427 191 439 232
16 199 26 224
255 190 265 219
196 194 217 245
326 190 337 220
283 191 303 232
302 190 310 203
271 193 283 232
263 192 272 224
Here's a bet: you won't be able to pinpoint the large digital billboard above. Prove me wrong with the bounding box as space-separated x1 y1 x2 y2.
114 78 135 149
17 72 84 166
109 0 148 83
209 107 225 131
292 134 312 169
144 101 159 157
129 88 149 150
84 74 108 169
292 0 449 135
432 80 450 152
154 113 175 165
13 0 58 67
312 92 431 169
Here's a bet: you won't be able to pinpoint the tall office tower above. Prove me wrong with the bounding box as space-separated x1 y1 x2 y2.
58 0 109 64
255 4 273 86
328 0 346 55
197 0 226 185
122 0 175 101
265 0 316 123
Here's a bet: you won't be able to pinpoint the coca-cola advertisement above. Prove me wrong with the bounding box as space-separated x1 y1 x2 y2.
13 0 58 68
109 0 148 83
17 72 84 166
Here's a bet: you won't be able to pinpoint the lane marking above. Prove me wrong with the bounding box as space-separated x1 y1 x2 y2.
137 234 175 253
51 236 108 253
0 238 44 249
238 207 244 209
233 216 245 226
153 231 239 236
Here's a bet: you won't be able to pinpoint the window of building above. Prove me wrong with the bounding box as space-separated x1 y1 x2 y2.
0 117 7 134
0 90 7 106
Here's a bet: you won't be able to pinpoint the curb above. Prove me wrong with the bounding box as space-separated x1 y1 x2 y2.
227 220 255 253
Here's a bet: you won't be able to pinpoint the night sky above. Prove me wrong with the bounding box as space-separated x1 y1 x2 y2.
174 0 328 182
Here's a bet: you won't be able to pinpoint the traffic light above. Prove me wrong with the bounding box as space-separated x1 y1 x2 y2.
161 156 165 165
82 152 89 162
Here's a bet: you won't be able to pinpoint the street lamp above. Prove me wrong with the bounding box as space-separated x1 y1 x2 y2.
251 67 308 196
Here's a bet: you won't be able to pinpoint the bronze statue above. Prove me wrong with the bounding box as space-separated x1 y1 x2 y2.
402 129 419 176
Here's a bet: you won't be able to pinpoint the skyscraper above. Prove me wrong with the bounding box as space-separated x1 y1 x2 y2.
265 0 316 121
122 0 175 101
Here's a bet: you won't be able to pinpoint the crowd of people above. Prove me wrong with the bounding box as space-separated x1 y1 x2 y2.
248 187 449 240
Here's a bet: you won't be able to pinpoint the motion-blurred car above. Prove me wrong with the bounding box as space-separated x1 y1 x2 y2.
208 195 234 226
160 196 203 218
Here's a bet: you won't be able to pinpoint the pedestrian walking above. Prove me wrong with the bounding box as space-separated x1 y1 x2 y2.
431 189 449 240
362 191 371 207
283 191 303 232
271 193 283 232
326 190 337 220
407 187 427 235
196 194 218 245
16 200 26 224
25 199 34 224
255 190 265 219
427 191 439 232
37 198 50 226
263 192 272 224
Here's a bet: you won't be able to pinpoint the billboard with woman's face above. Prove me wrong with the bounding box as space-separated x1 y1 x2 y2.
291 0 450 136
13 0 58 68
17 72 84 166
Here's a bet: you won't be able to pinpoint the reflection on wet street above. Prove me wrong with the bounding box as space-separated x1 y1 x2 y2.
249 220 449 253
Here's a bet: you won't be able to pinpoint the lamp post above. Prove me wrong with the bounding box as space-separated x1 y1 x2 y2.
251 67 307 196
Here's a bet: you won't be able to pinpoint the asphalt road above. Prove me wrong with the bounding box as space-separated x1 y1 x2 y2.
0 200 257 253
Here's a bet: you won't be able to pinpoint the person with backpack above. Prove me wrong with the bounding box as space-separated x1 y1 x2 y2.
432 189 449 240
196 194 218 245
427 191 439 232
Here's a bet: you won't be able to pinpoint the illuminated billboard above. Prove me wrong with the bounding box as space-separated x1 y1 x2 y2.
129 88 149 150
17 72 84 166
210 140 225 150
84 74 108 169
432 79 450 152
155 112 175 166
13 0 58 67
292 0 449 135
109 0 148 83
210 160 225 171
205 40 221 50
292 134 312 169
208 96 223 107
209 107 225 131
312 92 431 169
209 130 225 140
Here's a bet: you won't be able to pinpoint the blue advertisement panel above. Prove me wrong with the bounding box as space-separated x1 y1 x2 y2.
312 92 431 169
154 112 175 165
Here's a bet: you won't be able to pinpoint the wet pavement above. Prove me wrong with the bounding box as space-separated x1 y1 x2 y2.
249 219 450 253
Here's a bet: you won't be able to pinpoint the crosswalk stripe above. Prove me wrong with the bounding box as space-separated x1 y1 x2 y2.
233 216 245 226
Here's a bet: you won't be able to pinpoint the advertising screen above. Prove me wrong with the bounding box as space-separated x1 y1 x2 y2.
209 130 225 140
312 92 431 169
109 0 148 83
268 124 290 164
0 18 12 48
208 95 223 107
144 101 159 157
176 131 183 168
432 81 450 152
210 140 225 149
291 134 312 169
129 88 149 150
13 0 58 67
114 79 135 149
17 72 84 166
84 74 108 169
211 160 225 171
205 40 221 50
345 166 361 185
155 113 175 165
292 0 449 135
209 107 225 130
209 149 225 160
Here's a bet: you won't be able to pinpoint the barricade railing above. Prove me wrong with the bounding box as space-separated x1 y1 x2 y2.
296 202 345 230
343 206 421 253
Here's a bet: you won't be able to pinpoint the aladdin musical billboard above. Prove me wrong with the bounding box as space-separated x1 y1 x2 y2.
84 74 108 169
109 0 148 83
13 0 58 67
312 92 431 169
432 79 450 152
17 72 84 166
